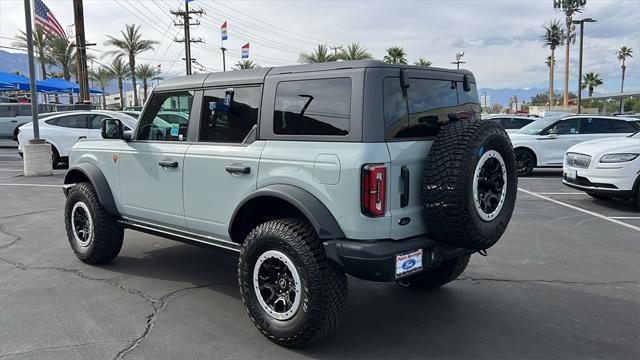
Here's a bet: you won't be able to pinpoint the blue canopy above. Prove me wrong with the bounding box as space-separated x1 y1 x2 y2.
0 71 60 92
38 78 104 94
0 81 17 91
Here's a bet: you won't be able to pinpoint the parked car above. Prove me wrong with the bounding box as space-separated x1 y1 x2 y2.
509 115 640 176
483 114 536 133
17 110 136 165
119 110 141 119
563 131 640 208
0 103 57 139
62 61 518 348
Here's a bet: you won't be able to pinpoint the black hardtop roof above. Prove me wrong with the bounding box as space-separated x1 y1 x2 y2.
154 60 474 92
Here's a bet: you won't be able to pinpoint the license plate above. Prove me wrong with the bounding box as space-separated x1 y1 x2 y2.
565 168 577 180
395 249 423 278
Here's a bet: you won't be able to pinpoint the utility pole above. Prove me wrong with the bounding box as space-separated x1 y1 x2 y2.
330 45 343 58
572 18 596 114
171 2 204 75
72 0 92 103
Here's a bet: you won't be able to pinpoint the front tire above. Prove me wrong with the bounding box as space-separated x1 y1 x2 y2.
64 182 123 264
238 218 347 348
397 255 470 289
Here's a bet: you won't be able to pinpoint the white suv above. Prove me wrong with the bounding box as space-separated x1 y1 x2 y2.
563 131 640 208
62 61 518 348
510 115 640 176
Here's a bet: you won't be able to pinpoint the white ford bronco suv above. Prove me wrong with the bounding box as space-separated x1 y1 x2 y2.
63 61 517 348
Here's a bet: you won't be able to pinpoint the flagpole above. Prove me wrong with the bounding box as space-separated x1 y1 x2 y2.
24 0 40 141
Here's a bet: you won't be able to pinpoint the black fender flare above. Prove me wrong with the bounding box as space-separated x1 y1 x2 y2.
229 184 345 240
64 162 119 216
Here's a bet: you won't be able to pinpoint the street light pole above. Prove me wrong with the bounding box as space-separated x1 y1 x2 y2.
572 18 596 114
23 0 40 141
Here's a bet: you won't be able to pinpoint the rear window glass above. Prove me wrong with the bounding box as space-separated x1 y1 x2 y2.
274 78 350 136
613 120 637 133
504 118 533 129
384 77 479 139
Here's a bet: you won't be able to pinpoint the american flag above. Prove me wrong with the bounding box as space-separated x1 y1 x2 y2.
34 0 66 38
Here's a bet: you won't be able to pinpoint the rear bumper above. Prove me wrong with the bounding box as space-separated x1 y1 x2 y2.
323 235 474 282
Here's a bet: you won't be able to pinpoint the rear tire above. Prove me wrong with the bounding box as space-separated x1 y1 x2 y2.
238 218 347 348
50 145 60 167
423 119 518 251
64 182 123 264
397 255 470 289
514 148 535 177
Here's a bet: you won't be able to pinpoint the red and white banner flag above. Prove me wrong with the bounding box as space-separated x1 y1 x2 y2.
221 21 228 41
241 43 250 59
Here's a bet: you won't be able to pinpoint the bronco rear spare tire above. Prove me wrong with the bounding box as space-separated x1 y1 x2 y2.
423 119 517 250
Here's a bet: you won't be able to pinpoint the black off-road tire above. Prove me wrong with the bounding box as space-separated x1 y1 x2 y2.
423 119 518 250
514 148 535 177
238 218 347 348
64 182 124 264
586 192 611 200
397 255 470 289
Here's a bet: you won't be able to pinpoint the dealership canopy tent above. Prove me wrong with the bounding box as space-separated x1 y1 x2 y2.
38 78 104 94
0 71 61 92
0 81 17 90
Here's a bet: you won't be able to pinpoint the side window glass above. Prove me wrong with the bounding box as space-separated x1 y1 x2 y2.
56 115 88 128
581 118 614 134
405 79 459 138
89 115 108 129
200 86 261 143
137 91 193 141
0 106 17 117
549 118 580 135
274 78 350 136
383 77 408 138
17 106 31 116
612 120 636 133
456 80 481 119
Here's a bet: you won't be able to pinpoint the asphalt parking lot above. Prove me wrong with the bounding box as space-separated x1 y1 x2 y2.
0 144 638 360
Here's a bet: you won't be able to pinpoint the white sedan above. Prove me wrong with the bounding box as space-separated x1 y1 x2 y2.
17 110 137 166
563 132 640 208
509 115 639 176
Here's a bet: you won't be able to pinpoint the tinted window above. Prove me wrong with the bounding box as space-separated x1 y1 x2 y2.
612 120 637 133
137 91 193 141
274 78 350 136
0 105 18 117
385 78 476 139
581 118 614 134
89 114 108 129
17 105 31 116
200 86 261 143
548 118 580 135
504 118 533 129
49 115 88 128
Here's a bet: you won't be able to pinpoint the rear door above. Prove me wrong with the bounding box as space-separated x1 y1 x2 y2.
183 86 264 239
384 72 480 239
44 113 90 155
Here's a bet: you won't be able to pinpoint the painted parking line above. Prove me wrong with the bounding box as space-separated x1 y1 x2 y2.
536 192 586 195
518 187 640 233
0 183 62 188
610 217 640 220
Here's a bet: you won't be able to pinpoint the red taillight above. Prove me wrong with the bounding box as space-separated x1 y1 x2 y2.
362 164 386 217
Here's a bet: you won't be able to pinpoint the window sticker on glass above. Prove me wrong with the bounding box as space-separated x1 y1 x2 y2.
171 123 179 137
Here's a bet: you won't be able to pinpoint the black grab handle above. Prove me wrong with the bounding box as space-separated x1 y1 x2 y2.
400 165 410 208
225 165 251 174
158 160 178 168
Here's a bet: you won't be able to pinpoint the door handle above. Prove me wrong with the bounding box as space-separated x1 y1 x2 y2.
158 160 178 168
225 165 251 174
10 120 17 123
400 165 410 208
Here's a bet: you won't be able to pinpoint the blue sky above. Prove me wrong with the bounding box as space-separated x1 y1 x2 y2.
0 0 638 93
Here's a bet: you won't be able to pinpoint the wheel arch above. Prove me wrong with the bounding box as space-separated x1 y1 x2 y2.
229 184 345 244
64 162 119 216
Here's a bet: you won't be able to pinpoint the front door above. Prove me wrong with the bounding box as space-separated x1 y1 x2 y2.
538 117 582 165
119 90 195 228
183 86 263 240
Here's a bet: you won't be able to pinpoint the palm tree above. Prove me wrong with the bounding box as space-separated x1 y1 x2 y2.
383 46 407 64
580 72 603 97
108 57 130 109
105 24 157 107
234 59 260 69
90 67 112 109
617 46 633 94
299 44 336 63
337 43 372 61
135 63 156 102
13 25 50 79
414 58 432 67
47 36 75 81
542 20 565 107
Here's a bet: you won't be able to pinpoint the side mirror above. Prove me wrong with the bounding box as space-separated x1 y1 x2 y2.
101 118 124 139
462 74 471 92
